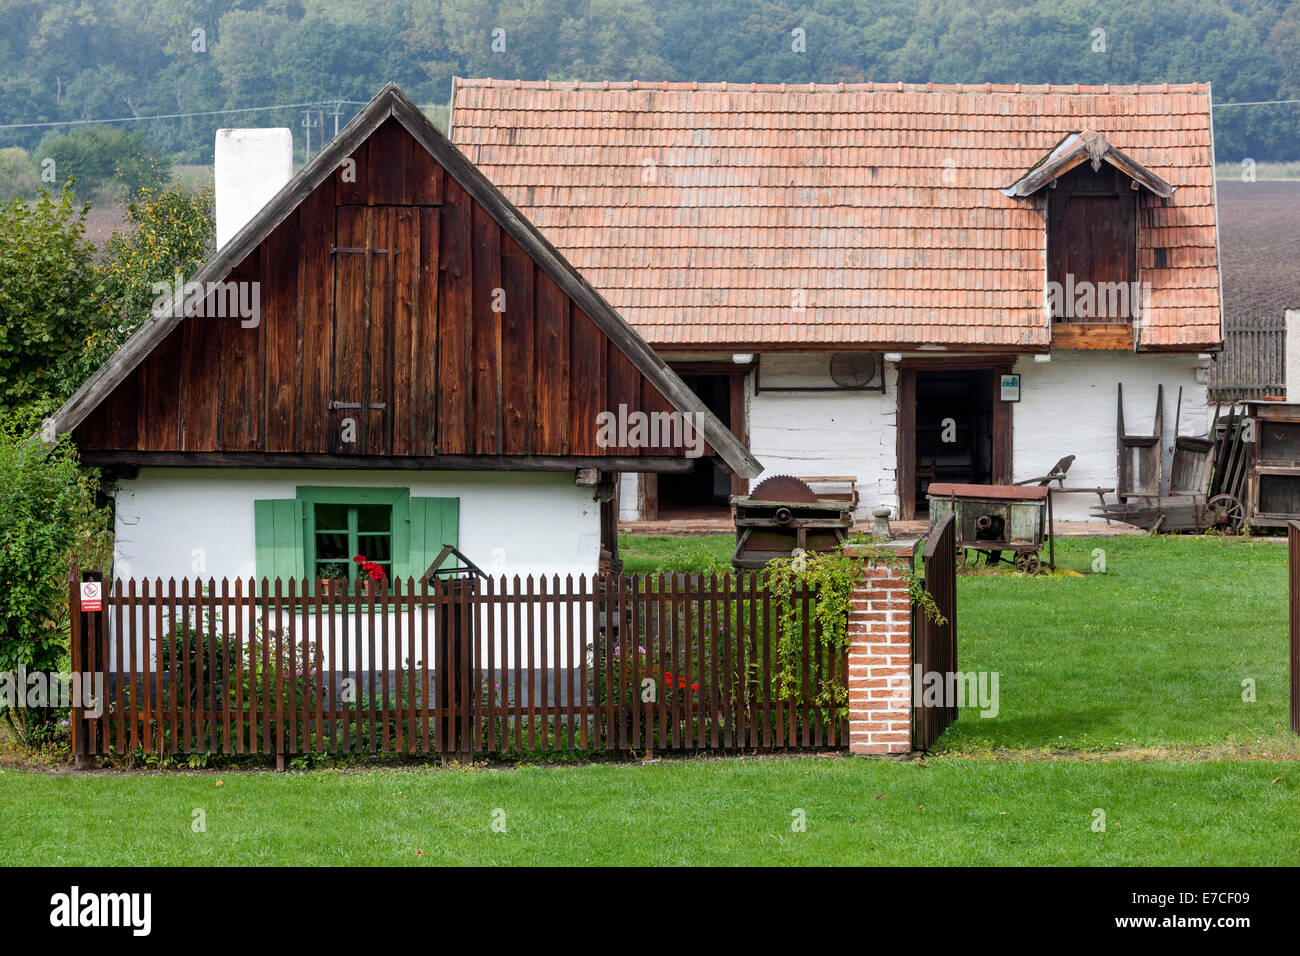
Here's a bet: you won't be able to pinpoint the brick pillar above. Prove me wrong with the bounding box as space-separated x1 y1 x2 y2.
846 540 918 754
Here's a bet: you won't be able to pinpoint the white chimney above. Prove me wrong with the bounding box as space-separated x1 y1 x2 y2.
214 128 294 249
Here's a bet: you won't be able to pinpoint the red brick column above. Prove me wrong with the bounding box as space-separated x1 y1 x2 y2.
845 540 917 754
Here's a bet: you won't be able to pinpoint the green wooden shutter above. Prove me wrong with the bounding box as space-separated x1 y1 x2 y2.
401 497 459 581
253 498 306 586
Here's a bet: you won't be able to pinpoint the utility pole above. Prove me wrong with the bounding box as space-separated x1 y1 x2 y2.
332 100 343 138
301 109 317 161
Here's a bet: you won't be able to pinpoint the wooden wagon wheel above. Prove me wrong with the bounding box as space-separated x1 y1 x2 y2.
1014 550 1042 575
1207 494 1245 533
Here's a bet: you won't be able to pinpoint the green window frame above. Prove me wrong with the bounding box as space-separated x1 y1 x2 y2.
299 486 410 587
253 488 459 588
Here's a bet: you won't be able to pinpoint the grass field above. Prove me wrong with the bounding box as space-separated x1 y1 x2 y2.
3 756 1297 866
4 532 1296 866
621 532 1295 753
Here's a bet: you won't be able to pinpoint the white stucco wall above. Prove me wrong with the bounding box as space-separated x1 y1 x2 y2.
617 471 641 522
746 354 898 520
615 350 1207 525
107 469 602 671
1286 308 1300 402
111 468 602 582
1010 350 1208 520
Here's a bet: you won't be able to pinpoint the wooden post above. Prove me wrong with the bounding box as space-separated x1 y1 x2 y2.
1290 521 1300 735
71 568 104 769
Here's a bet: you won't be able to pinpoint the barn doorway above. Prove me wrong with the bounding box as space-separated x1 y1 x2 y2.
656 373 734 518
898 360 1013 520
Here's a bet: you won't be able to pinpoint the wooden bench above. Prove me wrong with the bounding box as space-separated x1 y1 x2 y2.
793 475 859 510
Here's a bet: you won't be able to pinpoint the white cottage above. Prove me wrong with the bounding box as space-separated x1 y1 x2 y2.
450 80 1224 521
47 84 760 583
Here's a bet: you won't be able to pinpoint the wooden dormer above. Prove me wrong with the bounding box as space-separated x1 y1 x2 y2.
1003 130 1175 351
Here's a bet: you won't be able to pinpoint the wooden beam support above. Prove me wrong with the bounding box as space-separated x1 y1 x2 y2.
79 451 702 474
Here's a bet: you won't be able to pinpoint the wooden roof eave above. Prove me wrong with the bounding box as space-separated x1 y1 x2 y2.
999 132 1175 199
44 83 763 482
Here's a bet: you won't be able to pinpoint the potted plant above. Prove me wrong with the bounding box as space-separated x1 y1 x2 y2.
353 554 387 596
318 562 349 595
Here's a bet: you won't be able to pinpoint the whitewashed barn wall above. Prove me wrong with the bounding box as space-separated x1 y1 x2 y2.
745 353 898 520
110 468 601 583
617 472 641 522
106 469 602 671
615 350 1208 525
1010 350 1208 520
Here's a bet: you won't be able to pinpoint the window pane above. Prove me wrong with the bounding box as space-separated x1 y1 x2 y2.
357 505 391 533
316 560 349 580
315 530 349 561
314 503 349 531
357 534 391 562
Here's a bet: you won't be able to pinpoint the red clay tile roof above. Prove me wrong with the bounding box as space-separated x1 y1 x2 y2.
451 79 1222 351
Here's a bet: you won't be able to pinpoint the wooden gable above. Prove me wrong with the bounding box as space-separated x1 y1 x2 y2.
72 116 724 470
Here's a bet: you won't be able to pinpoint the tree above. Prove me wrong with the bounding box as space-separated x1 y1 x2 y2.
0 147 40 202
34 125 167 197
0 187 99 423
0 426 112 747
61 182 214 398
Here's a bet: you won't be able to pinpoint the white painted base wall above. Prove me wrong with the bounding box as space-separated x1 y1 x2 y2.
620 350 1208 523
112 468 602 582
1010 350 1208 520
746 355 899 519
107 469 603 671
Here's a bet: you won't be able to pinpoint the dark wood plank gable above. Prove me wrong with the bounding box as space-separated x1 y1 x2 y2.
72 117 699 464
1047 163 1139 322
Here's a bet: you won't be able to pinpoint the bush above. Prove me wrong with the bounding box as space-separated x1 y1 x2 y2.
57 182 214 397
34 126 171 198
0 426 112 746
0 147 40 203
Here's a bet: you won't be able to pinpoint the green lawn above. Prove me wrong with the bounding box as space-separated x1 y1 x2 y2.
3 756 1297 866
621 532 1298 756
4 532 1296 866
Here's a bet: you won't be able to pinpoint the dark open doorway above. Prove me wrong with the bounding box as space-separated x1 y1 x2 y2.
898 359 1013 520
656 373 733 517
913 369 994 512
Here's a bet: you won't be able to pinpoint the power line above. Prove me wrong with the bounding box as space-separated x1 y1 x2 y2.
0 99 370 131
0 93 1294 132
1211 97 1300 109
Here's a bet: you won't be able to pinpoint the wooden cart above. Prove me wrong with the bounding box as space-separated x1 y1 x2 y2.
927 483 1054 573
1094 385 1246 533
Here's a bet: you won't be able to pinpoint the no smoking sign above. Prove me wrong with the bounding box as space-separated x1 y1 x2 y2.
79 581 103 612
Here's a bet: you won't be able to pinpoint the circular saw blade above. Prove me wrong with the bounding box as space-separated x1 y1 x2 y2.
749 475 819 503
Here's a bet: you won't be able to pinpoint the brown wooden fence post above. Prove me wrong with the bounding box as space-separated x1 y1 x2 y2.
71 568 104 769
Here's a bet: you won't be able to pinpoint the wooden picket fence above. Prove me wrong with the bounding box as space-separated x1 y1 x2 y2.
69 571 846 761
1209 315 1286 402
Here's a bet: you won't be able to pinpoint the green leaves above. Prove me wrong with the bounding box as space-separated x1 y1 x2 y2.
0 424 112 745
0 187 97 416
